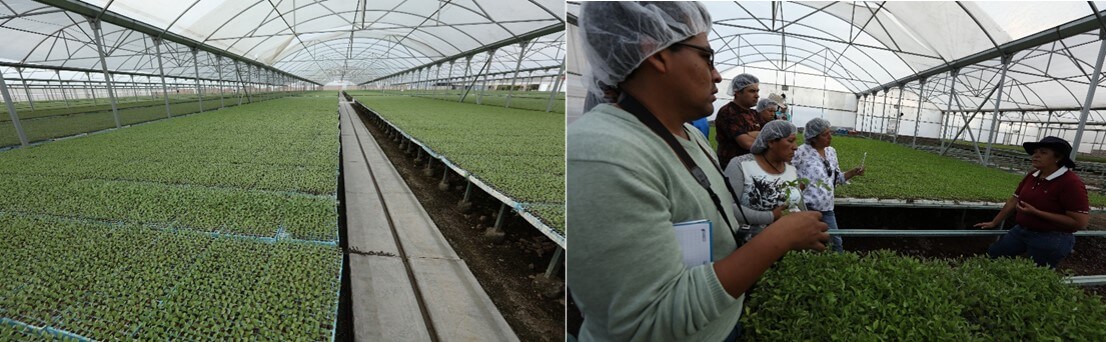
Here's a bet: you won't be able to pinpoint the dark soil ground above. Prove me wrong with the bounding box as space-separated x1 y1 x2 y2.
351 106 565 342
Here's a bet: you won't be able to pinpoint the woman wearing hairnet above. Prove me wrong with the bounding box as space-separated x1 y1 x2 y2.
792 118 865 252
723 120 804 243
568 2 829 341
755 98 778 123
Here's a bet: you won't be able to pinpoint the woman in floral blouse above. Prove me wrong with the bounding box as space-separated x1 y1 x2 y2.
792 118 864 252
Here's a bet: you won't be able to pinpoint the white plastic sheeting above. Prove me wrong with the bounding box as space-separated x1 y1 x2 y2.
80 0 564 84
567 2 1106 114
0 0 564 85
569 2 1106 154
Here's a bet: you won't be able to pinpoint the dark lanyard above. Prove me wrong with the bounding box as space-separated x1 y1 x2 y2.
618 94 750 244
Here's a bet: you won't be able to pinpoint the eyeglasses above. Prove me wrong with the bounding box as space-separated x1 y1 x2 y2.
823 158 835 178
671 42 715 70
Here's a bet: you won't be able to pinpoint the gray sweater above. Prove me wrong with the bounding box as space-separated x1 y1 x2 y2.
567 104 743 341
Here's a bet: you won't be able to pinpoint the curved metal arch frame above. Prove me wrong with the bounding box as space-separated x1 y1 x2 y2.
367 28 565 86
29 0 317 85
274 37 442 78
717 42 877 93
708 20 928 93
197 1 501 51
345 0 561 79
12 0 559 85
784 1 1106 122
714 2 937 72
713 31 900 91
220 9 466 63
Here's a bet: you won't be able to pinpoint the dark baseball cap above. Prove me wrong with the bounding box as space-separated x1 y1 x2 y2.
1023 136 1076 169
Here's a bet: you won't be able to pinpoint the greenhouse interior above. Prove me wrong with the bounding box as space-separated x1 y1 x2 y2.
567 1 1106 339
0 0 565 341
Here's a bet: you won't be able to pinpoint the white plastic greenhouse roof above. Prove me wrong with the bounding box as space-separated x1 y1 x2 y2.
568 1 1106 114
0 0 565 85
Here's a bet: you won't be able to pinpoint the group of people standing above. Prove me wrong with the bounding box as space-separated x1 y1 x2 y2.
712 73 864 252
567 2 1091 341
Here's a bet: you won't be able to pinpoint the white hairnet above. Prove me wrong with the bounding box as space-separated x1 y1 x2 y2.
750 120 797 154
729 73 759 95
578 2 712 106
755 98 778 112
805 118 832 143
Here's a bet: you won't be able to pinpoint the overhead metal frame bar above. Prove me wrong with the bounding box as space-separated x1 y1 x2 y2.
34 0 319 86
860 9 1106 96
364 23 564 84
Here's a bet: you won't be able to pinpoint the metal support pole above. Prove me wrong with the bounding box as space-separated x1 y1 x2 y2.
1019 115 1027 145
440 166 450 188
940 70 959 150
17 68 34 111
192 48 204 113
462 178 473 203
1039 110 1048 140
866 92 876 136
879 89 889 140
234 61 245 105
543 246 564 278
912 79 926 147
547 62 565 112
0 74 29 146
493 203 508 229
216 56 225 108
505 41 530 108
246 64 255 103
444 61 454 97
892 85 905 143
86 72 98 105
154 38 172 118
854 95 863 131
131 79 139 101
434 64 443 94
858 95 867 134
56 70 69 108
89 18 121 128
458 56 473 101
1071 31 1106 162
463 50 496 103
985 55 1012 165
238 61 252 104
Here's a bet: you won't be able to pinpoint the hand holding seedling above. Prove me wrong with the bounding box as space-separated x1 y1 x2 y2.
846 166 865 179
762 211 829 251
771 205 786 220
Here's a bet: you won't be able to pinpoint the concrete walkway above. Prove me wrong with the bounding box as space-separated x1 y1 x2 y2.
339 99 518 342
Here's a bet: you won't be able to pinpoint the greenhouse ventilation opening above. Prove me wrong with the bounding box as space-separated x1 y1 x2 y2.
1 0 565 341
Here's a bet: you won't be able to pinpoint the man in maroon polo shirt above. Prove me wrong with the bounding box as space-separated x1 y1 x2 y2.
975 136 1090 268
715 73 765 167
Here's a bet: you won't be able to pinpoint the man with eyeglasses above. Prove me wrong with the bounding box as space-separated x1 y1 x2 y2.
568 2 829 341
715 73 767 167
